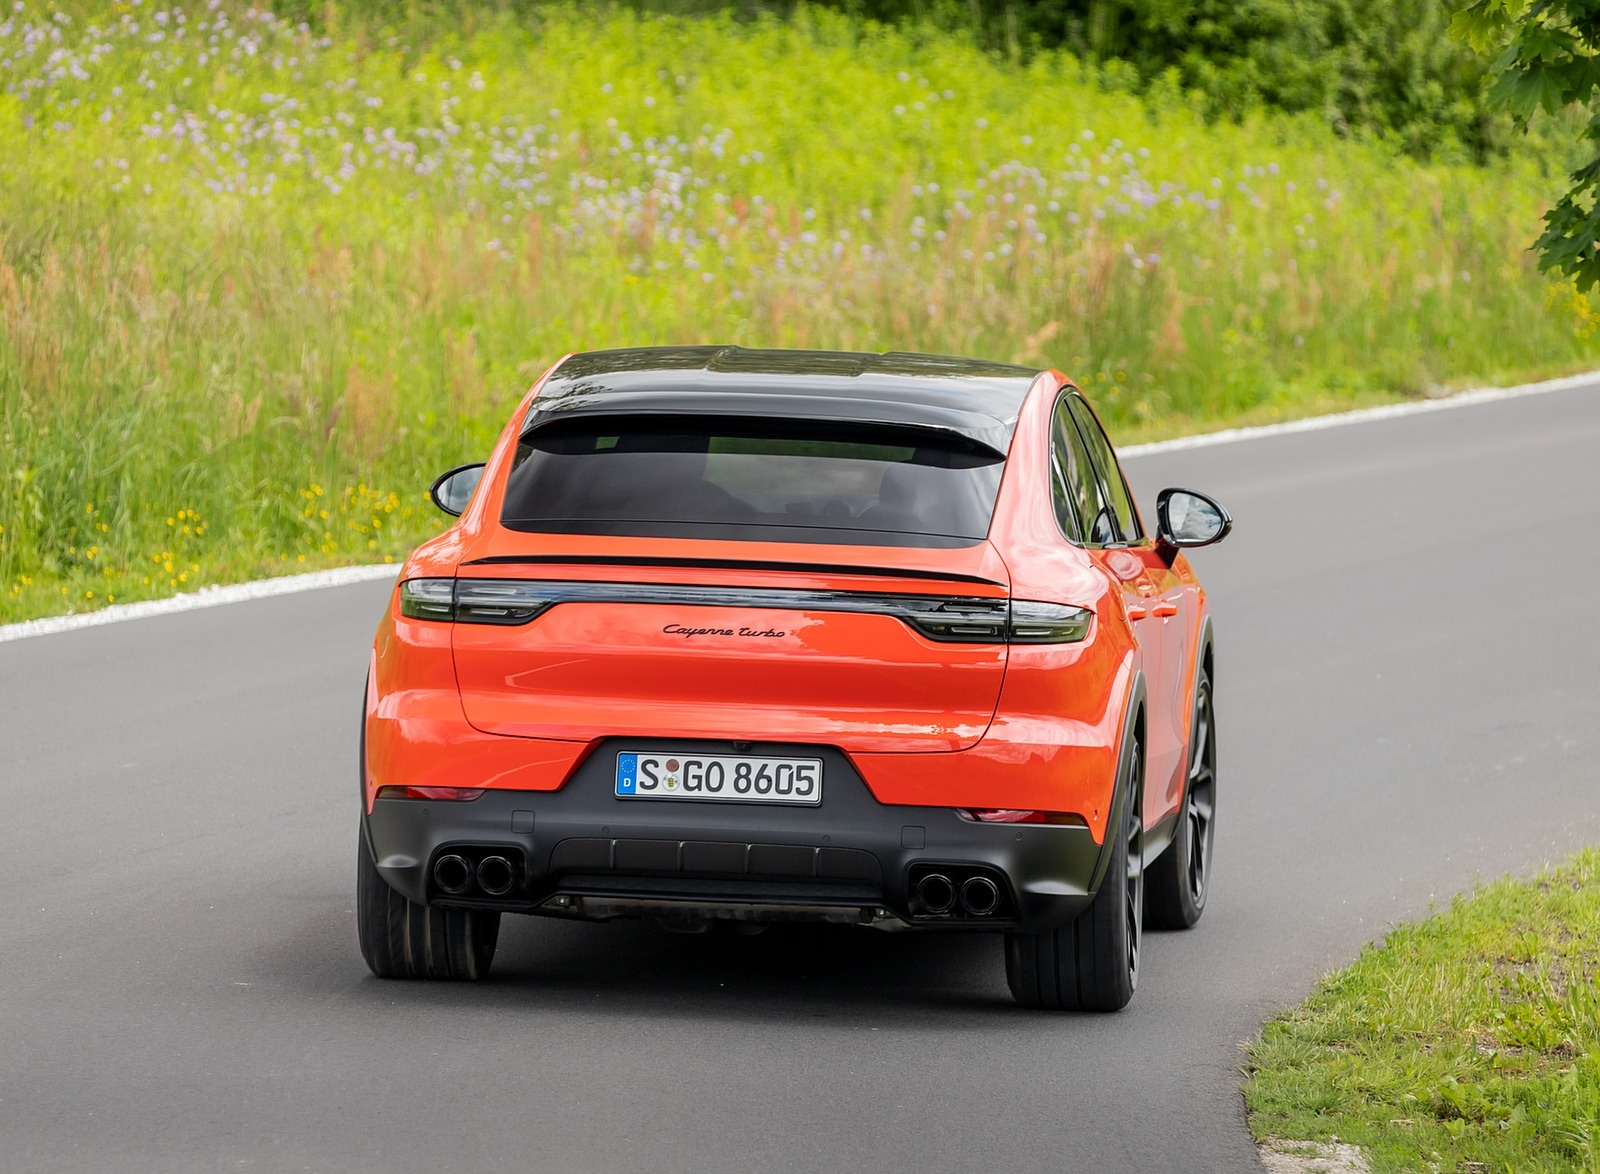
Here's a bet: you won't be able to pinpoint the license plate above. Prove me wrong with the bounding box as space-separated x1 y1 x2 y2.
615 752 822 805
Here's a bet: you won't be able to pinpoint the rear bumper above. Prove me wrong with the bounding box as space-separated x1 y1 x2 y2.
364 739 1111 933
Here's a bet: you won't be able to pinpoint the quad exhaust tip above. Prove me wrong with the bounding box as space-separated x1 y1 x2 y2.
476 855 516 897
959 875 1000 916
433 854 474 896
915 873 956 915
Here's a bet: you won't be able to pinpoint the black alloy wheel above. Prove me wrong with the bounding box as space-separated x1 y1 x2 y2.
1146 666 1216 930
1005 729 1144 1012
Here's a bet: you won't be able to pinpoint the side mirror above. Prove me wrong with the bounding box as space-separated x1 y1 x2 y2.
429 463 486 517
1155 488 1232 550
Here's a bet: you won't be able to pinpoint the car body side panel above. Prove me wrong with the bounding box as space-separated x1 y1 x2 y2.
853 642 1135 844
363 601 591 812
1143 553 1207 819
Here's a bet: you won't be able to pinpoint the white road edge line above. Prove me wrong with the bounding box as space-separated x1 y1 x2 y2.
4 367 1596 643
1118 367 1599 458
0 563 400 644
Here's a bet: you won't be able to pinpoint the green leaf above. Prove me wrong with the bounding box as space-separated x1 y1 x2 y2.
1487 64 1568 117
1450 6 1513 52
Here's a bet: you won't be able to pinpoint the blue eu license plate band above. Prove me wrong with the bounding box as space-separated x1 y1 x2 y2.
617 753 641 795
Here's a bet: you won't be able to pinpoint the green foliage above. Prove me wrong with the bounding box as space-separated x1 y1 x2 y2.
0 2 1595 620
1245 848 1600 1172
984 0 1501 158
1452 0 1600 289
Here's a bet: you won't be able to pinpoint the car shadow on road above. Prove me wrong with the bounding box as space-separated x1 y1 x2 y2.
487 915 1018 1020
263 898 1037 1024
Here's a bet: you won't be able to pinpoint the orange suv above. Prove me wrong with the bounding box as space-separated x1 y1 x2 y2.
357 347 1230 1011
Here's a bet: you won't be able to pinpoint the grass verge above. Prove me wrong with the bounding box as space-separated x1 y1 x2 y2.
4 2 1600 622
1244 848 1600 1174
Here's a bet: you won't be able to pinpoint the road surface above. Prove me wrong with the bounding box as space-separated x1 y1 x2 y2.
2 384 1597 1172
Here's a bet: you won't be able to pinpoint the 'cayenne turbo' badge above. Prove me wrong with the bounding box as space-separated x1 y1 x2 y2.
662 624 787 638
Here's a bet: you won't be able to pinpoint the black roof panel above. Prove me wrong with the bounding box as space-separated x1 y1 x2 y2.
525 346 1043 455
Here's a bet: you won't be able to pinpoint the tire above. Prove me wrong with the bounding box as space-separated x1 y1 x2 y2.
357 825 500 981
1005 737 1144 1012
1145 665 1216 931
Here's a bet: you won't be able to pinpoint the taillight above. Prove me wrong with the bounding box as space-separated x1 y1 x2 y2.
398 578 455 621
1001 601 1093 644
961 809 1089 826
376 785 485 801
400 578 1092 643
890 597 1091 643
400 578 554 625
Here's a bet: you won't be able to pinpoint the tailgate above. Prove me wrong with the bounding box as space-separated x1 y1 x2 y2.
451 577 1009 754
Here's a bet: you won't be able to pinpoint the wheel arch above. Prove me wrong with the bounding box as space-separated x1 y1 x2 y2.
1187 614 1216 797
1086 670 1146 897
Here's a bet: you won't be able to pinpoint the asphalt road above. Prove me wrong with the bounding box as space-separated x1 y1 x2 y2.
3 385 1598 1173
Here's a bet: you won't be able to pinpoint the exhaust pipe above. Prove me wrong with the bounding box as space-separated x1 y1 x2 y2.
433 854 474 896
959 875 1000 916
476 855 516 897
915 873 955 915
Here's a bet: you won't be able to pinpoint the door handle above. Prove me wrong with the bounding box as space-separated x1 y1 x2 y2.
1152 602 1178 618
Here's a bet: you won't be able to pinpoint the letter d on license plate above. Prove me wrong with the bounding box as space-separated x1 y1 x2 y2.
615 752 822 805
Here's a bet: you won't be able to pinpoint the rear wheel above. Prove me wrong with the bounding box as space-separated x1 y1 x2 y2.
1145 666 1216 930
357 826 500 980
1005 739 1144 1012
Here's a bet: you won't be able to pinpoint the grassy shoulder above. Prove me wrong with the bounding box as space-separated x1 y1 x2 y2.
5 2 1600 622
1245 849 1600 1174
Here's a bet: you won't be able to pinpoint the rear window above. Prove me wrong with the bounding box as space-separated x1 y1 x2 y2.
500 416 1005 547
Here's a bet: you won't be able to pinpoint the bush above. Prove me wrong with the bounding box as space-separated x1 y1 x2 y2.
827 0 1504 158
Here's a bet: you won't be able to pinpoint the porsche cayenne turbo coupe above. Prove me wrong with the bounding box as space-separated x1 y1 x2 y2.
357 346 1230 1011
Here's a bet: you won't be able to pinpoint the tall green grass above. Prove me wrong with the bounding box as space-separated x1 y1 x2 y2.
1 3 1596 621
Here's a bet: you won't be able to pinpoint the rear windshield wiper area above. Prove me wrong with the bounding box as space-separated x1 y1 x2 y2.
500 414 1006 548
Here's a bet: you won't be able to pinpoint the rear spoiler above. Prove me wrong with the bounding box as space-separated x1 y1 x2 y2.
460 553 1005 588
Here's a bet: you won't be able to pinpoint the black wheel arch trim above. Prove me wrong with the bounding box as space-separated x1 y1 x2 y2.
1187 614 1215 798
1086 669 1146 897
